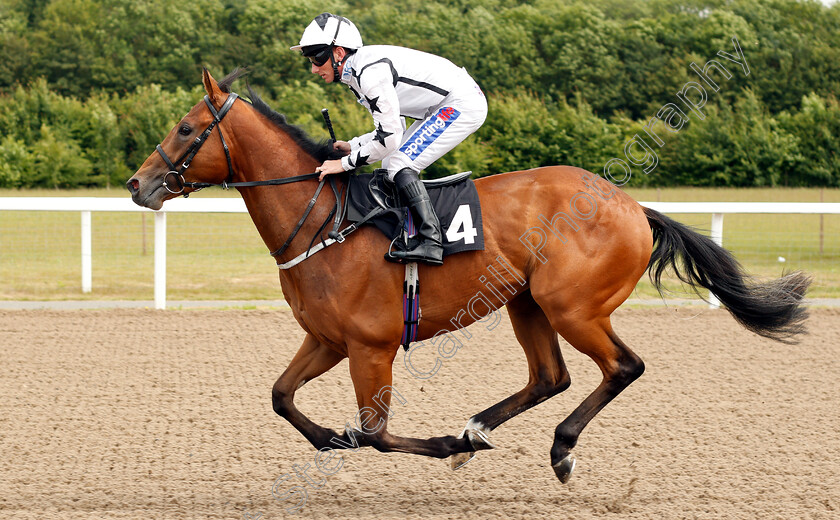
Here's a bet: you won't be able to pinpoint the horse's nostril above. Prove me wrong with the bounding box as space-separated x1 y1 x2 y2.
127 178 139 193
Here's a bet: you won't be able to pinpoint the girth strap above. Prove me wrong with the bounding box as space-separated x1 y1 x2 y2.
401 261 420 351
400 209 421 350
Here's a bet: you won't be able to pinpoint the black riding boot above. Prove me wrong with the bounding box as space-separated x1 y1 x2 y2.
387 168 444 266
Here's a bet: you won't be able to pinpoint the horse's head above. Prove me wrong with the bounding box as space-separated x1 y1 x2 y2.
127 70 240 210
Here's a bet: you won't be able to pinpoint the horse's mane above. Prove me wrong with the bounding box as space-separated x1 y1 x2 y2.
218 68 344 162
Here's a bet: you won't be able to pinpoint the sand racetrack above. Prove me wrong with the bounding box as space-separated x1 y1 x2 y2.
1 307 838 519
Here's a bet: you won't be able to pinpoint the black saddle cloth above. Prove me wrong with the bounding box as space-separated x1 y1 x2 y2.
346 171 485 256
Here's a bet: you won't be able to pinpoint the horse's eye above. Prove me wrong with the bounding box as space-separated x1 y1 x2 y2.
179 124 192 136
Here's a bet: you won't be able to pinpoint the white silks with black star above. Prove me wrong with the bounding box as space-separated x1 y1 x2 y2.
338 45 488 177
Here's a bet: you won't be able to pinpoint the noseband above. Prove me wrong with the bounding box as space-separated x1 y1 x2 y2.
155 93 239 195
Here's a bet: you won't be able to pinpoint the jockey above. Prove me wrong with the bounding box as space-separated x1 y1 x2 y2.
291 13 487 266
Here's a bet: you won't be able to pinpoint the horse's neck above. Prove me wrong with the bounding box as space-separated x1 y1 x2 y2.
230 121 335 264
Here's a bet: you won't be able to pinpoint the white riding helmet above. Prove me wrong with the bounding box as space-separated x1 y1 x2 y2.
290 13 363 53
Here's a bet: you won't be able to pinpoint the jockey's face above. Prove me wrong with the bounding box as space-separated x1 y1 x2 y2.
310 47 346 83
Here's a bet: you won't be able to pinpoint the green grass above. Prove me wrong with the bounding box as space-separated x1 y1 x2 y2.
1 187 838 301
0 187 277 301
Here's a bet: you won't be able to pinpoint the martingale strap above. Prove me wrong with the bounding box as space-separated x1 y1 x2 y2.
276 204 385 270
269 179 327 258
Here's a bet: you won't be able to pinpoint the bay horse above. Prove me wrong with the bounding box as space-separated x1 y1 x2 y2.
127 70 810 483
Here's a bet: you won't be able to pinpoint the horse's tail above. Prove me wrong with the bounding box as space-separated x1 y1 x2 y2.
643 207 811 343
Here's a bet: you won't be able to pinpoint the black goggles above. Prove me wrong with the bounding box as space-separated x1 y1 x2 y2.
305 46 333 67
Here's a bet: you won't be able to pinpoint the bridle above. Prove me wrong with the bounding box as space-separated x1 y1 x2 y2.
156 93 240 195
151 91 380 268
155 92 325 194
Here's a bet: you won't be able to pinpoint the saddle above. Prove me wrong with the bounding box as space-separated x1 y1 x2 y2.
346 169 485 256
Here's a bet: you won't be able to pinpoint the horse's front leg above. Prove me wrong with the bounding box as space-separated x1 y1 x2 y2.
342 341 479 458
272 334 348 449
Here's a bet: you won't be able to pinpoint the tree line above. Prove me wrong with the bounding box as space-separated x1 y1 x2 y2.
1 0 838 188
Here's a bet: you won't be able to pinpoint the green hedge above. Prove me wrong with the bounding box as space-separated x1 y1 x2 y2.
1 0 838 187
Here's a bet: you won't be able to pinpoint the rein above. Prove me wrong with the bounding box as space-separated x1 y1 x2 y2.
154 91 377 268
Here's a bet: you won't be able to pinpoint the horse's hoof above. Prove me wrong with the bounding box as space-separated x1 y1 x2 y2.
467 428 497 451
450 421 496 470
552 453 577 483
450 451 476 470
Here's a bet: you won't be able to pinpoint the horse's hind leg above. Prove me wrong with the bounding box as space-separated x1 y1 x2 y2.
272 334 349 449
449 290 571 468
547 316 645 483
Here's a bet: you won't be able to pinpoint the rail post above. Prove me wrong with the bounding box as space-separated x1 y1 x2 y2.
154 211 167 309
81 211 92 293
709 213 724 309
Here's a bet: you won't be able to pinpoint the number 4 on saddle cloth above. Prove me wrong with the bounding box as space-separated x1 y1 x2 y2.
346 169 485 257
345 169 485 350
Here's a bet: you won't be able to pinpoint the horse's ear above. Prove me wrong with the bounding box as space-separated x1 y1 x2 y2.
202 68 223 104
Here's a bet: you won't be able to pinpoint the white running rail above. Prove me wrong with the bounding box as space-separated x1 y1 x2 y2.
1 197 839 309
